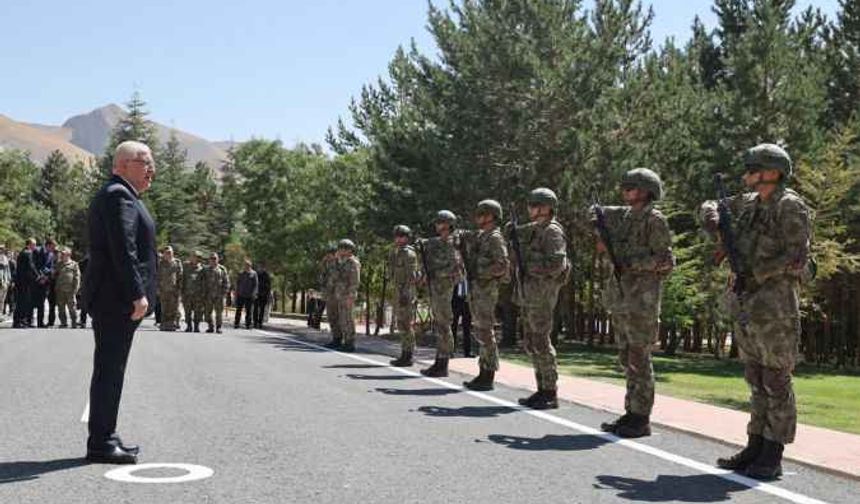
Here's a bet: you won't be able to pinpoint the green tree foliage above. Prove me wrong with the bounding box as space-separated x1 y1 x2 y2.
0 150 53 247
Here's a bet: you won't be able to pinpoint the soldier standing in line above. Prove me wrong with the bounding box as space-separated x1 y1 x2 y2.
321 244 341 346
388 225 419 367
417 211 465 378
54 247 81 328
181 251 204 333
157 246 183 331
201 252 230 334
509 188 570 410
700 144 813 480
593 169 675 438
459 200 510 391
330 239 360 352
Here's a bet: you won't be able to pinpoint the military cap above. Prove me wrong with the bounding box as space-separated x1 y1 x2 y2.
744 143 793 178
338 239 356 252
621 168 664 201
527 188 558 209
476 199 503 220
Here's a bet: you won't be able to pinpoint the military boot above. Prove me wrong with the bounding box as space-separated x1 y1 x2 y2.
745 439 784 480
420 357 449 377
185 323 193 333
216 325 222 334
390 351 414 367
615 414 651 438
600 413 633 433
528 389 559 410
194 322 201 333
464 368 495 391
206 324 214 333
716 434 764 471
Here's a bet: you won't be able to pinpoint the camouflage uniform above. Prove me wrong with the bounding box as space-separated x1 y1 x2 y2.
420 235 465 359
517 218 569 391
390 242 419 354
181 259 204 331
597 194 674 420
321 253 340 342
157 256 183 330
201 263 230 331
54 257 81 327
701 143 812 479
461 225 509 372
334 252 361 347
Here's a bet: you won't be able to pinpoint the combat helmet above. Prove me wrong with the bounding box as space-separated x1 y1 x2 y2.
743 143 793 178
527 188 558 209
621 168 664 201
434 210 457 227
337 239 356 252
475 199 503 221
393 225 412 238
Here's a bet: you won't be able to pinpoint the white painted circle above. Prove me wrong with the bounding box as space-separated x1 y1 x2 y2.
104 463 214 484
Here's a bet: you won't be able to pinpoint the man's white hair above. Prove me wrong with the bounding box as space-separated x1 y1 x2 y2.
114 141 151 168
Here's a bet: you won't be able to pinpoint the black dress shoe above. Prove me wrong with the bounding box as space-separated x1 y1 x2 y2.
86 445 137 464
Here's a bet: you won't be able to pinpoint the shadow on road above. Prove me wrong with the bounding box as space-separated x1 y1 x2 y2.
375 387 461 396
247 336 327 353
594 474 748 502
417 405 517 418
322 364 386 369
346 374 417 381
487 433 610 451
0 458 89 484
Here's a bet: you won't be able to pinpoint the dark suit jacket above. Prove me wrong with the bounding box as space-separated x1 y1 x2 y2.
82 175 157 318
15 249 39 286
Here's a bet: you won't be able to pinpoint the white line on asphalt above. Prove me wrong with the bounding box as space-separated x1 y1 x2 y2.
80 401 89 423
258 330 831 504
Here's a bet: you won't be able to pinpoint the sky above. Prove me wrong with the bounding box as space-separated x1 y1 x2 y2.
0 0 842 146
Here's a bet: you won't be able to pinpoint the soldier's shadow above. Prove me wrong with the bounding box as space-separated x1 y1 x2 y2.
346 374 416 381
322 364 385 369
417 405 517 418
375 387 461 396
487 433 610 451
0 457 89 484
594 474 748 502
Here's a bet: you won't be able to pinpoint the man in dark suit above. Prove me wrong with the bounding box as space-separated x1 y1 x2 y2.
253 263 271 328
33 238 57 327
82 140 157 465
13 239 39 328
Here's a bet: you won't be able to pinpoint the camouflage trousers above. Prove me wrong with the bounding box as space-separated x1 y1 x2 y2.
393 288 416 353
613 311 659 416
470 279 500 371
736 315 799 444
203 295 225 329
521 277 563 391
160 291 181 329
429 277 456 358
183 298 202 326
325 290 341 342
55 290 77 327
333 296 355 344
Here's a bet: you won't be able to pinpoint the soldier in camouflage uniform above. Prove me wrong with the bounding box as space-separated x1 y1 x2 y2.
417 211 465 378
54 247 81 328
510 188 570 409
700 144 812 480
201 252 230 334
157 246 183 331
389 226 419 367
182 251 204 333
320 244 341 347
331 239 361 352
459 200 510 391
593 168 675 438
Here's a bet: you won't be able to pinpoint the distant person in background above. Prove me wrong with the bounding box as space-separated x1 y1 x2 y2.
0 244 11 322
13 239 39 328
54 247 81 328
201 252 230 334
234 259 258 329
253 263 271 329
34 238 57 327
156 246 183 331
82 140 157 464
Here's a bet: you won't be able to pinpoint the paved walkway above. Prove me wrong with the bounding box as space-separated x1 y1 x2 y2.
263 315 860 480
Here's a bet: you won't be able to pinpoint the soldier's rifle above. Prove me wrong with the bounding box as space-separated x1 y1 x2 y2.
591 191 624 298
714 173 745 296
507 203 526 300
374 260 387 336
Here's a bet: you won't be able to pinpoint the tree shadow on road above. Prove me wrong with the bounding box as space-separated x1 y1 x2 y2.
417 405 517 418
593 474 748 502
375 387 461 396
346 374 417 381
0 458 89 484
487 433 610 451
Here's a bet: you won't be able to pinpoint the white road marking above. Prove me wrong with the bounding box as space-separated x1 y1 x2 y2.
80 401 89 423
258 330 831 504
104 463 214 484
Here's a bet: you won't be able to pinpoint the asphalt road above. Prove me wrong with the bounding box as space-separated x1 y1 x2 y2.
0 321 856 504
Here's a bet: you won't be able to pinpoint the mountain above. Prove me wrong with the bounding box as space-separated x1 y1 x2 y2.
0 114 94 164
0 105 231 170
